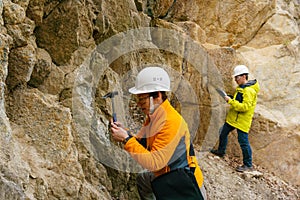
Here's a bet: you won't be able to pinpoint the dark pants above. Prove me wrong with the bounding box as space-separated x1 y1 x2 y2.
136 171 207 200
217 122 252 167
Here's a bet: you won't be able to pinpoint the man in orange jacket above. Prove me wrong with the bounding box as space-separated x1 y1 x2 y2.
111 66 207 200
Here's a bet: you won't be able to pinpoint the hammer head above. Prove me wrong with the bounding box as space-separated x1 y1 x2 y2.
102 91 118 99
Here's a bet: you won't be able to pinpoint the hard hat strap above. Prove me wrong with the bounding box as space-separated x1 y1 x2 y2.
149 96 154 114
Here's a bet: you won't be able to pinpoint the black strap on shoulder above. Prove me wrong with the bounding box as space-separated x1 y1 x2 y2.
189 143 195 156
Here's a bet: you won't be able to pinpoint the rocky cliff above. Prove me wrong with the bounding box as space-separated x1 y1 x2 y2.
0 0 299 199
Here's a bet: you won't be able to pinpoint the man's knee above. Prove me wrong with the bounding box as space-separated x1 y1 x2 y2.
136 172 156 200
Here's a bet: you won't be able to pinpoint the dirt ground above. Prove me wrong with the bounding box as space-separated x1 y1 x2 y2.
198 152 299 200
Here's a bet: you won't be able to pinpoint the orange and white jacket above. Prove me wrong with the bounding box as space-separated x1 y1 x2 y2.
124 100 204 188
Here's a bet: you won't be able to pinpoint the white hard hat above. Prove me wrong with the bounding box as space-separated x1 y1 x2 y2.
129 67 171 94
233 65 249 77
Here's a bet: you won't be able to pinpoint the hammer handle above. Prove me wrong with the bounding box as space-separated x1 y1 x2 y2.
112 113 117 122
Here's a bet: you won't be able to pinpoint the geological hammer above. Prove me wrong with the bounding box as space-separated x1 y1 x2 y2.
102 91 118 122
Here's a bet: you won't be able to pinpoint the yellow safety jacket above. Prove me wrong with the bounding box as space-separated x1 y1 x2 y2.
226 80 260 133
124 100 204 188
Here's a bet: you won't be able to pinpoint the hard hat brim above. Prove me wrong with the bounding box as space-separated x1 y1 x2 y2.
233 72 249 77
129 86 170 94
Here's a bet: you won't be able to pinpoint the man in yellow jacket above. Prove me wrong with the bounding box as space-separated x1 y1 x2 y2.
111 66 206 200
211 65 260 172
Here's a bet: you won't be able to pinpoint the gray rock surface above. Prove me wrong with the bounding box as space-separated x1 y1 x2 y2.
0 0 299 199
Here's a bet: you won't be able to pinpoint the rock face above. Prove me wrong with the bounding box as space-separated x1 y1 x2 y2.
0 0 299 199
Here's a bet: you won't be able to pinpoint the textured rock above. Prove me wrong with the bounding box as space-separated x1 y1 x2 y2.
0 0 3 25
3 0 26 25
0 23 12 143
247 12 300 48
35 0 95 65
26 0 45 26
0 0 299 199
3 0 35 49
5 88 113 199
7 88 73 162
145 0 174 18
6 44 36 89
167 0 276 47
32 51 65 96
5 17 35 48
